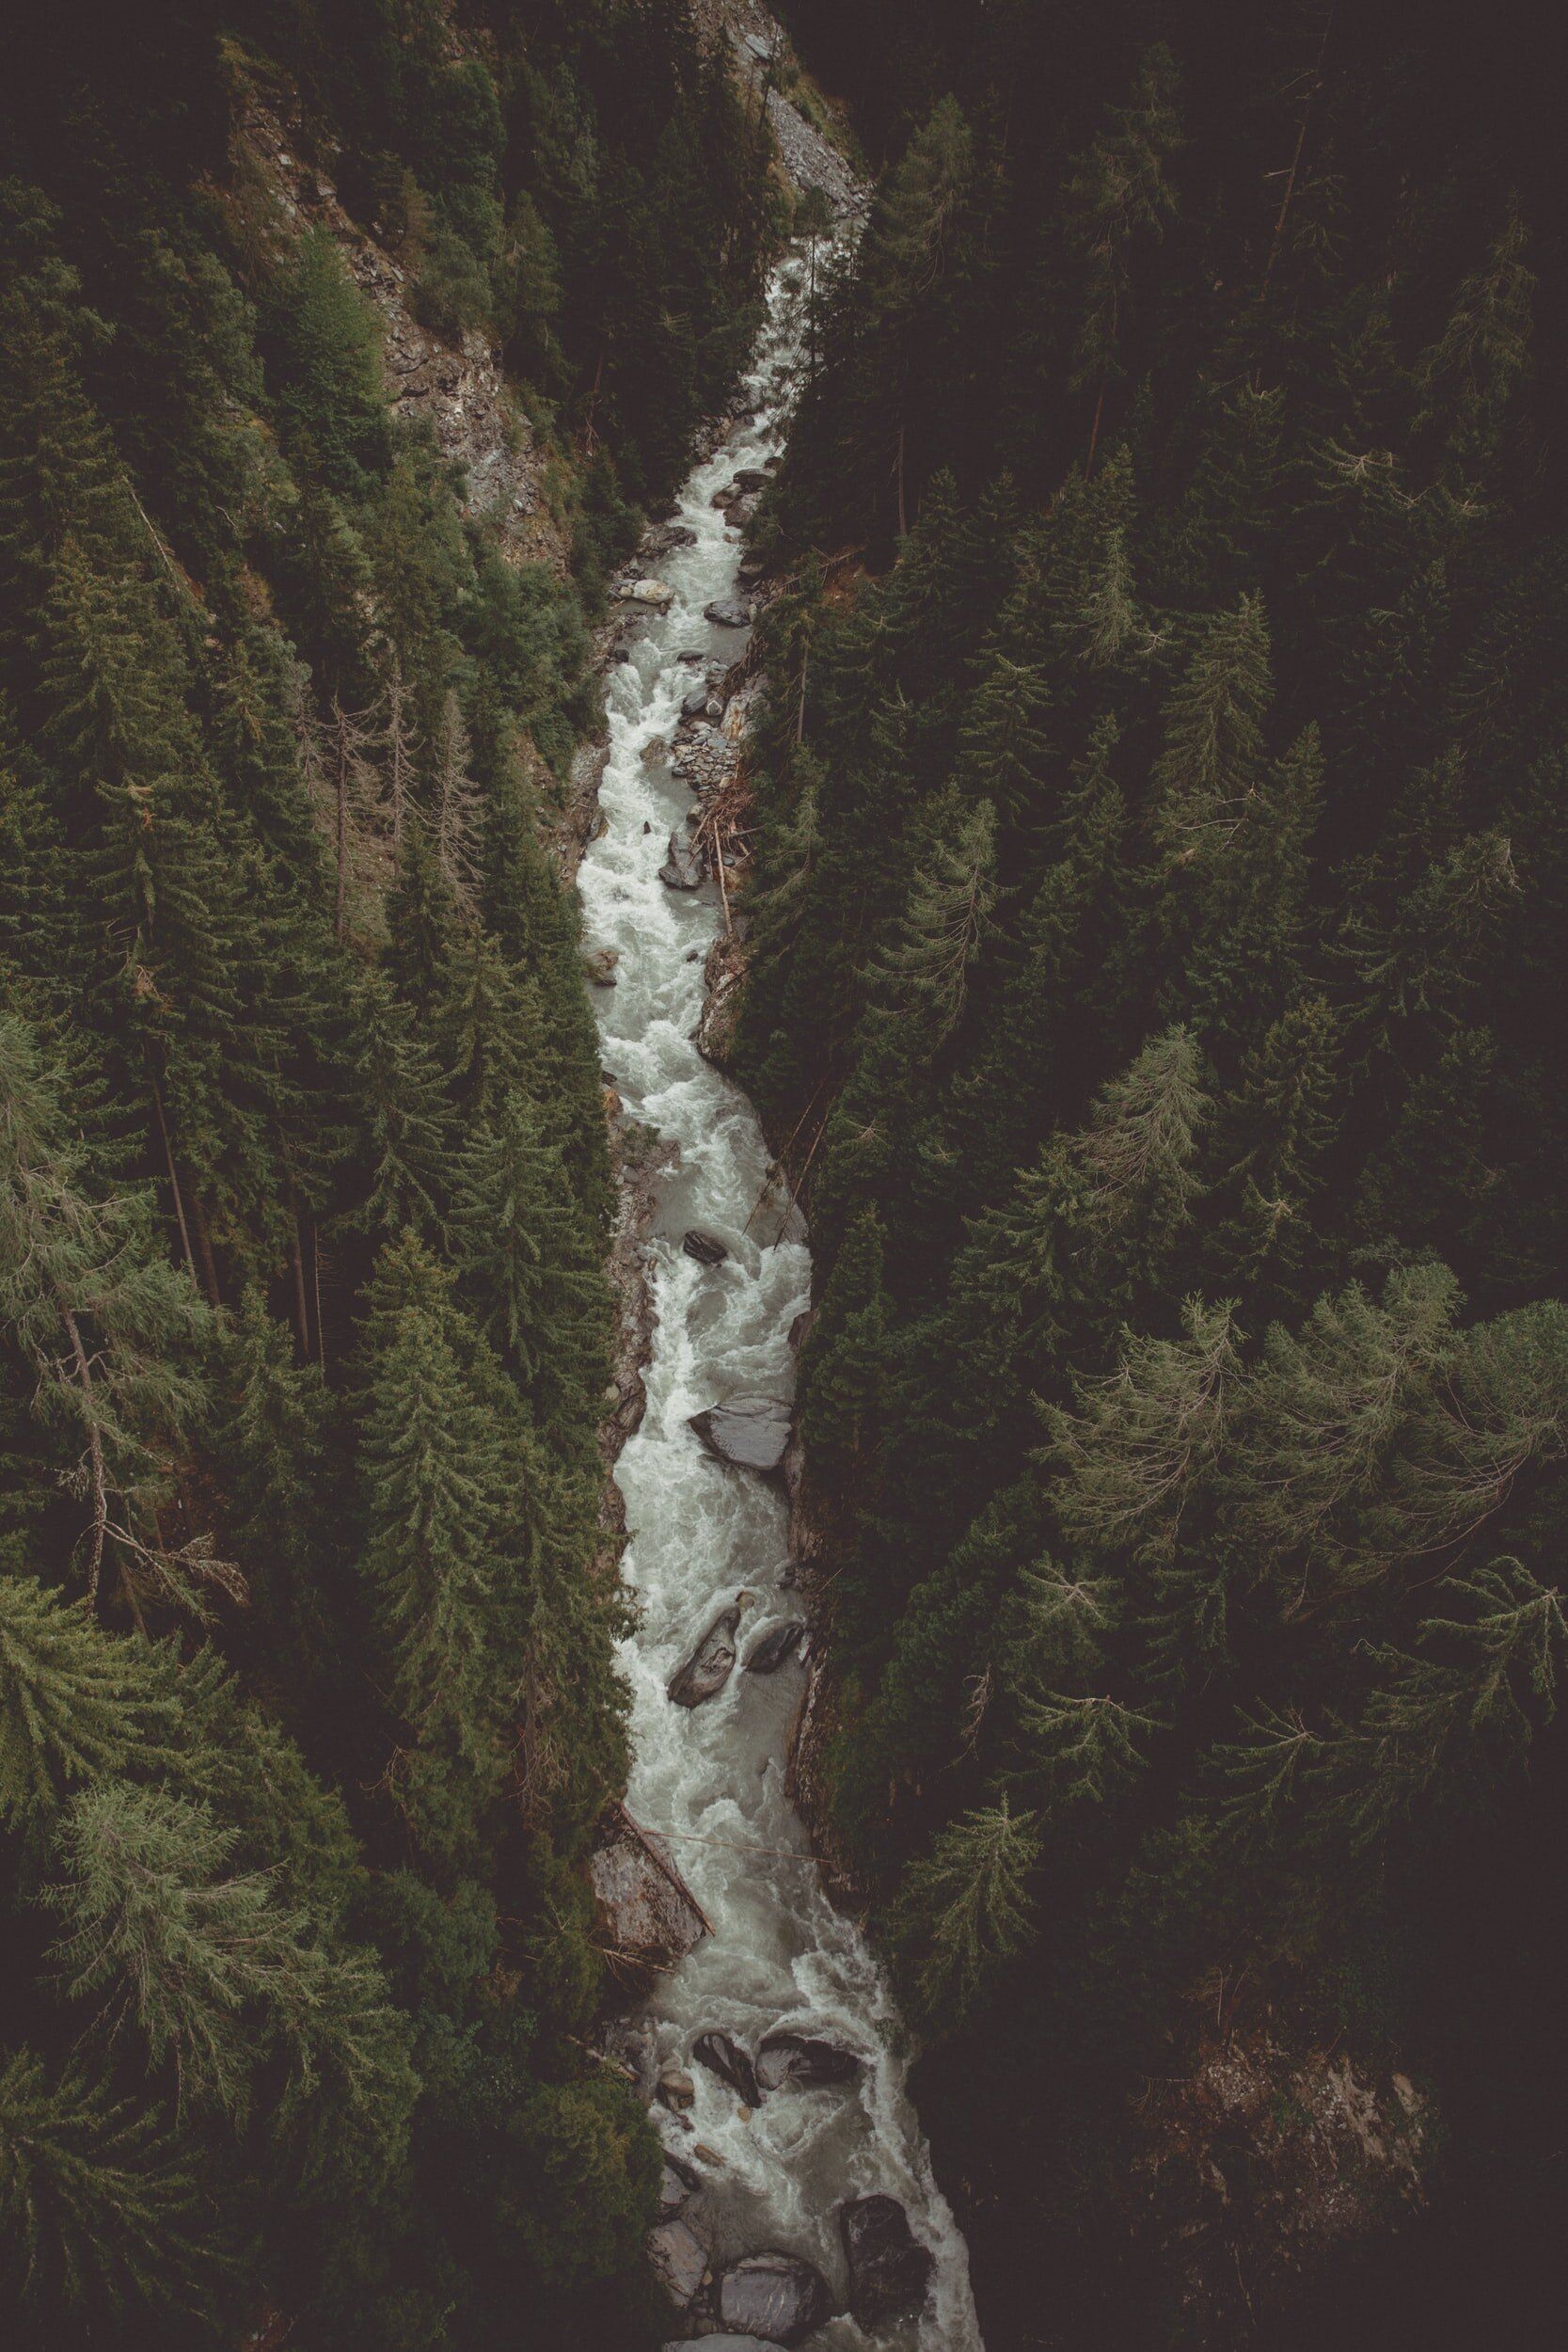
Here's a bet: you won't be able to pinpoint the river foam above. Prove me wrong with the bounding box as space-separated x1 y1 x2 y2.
577 261 983 2350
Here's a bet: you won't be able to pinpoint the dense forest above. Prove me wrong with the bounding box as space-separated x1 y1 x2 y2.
735 0 1568 2342
0 3 775 2344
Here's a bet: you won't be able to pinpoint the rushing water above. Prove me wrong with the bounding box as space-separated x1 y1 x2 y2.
576 263 983 2350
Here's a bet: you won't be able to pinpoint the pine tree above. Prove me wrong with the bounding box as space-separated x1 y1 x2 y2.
0 2047 214 2316
1149 594 1274 866
349 970 452 1238
1413 200 1534 484
891 1798 1041 2033
0 1574 180 1825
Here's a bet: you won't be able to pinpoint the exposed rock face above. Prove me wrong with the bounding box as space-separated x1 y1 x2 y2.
659 830 706 890
705 595 752 628
755 2030 860 2092
692 2030 763 2108
715 2250 832 2344
683 1229 729 1266
689 1394 791 1473
839 2195 935 2327
668 1605 742 1707
583 946 619 987
745 1620 808 1675
659 2153 700 2215
648 2216 709 2308
589 1810 709 1969
662 2340 782 2352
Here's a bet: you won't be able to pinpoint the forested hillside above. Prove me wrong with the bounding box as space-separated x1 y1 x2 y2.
0 4 772 2344
737 0 1568 2341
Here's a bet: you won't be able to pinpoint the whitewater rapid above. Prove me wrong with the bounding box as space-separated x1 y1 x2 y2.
576 262 983 2350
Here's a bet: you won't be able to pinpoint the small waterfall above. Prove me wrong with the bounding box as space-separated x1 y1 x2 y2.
577 259 983 2349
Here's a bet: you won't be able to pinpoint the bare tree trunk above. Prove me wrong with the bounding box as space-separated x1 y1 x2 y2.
796 636 810 745
188 1187 221 1309
896 420 909 539
63 1308 108 1607
150 1079 198 1285
1260 9 1336 297
1086 378 1108 472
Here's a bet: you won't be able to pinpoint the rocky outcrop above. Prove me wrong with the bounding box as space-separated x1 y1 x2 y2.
689 1394 791 1473
745 1620 808 1674
590 1805 710 1970
755 2030 860 2092
683 1230 729 1267
648 2216 710 2310
838 2194 935 2328
714 2250 832 2344
668 1605 744 1707
692 2030 762 2108
705 595 753 628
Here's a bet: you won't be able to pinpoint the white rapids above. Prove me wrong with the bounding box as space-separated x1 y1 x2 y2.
577 261 983 2352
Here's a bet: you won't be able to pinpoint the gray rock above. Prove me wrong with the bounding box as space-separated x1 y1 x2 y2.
656 2064 696 2112
662 2341 780 2352
745 1621 808 1676
755 2030 860 2092
658 2152 700 2215
738 552 768 583
677 648 705 666
689 1394 791 1474
659 831 705 891
648 2215 709 2308
838 2194 935 2328
692 2030 762 2108
786 1310 814 1353
668 1606 741 1708
682 684 712 720
582 946 619 988
732 468 770 494
683 1230 728 1267
705 596 752 629
716 2250 832 2345
599 2013 658 2096
620 576 676 609
590 1819 708 1971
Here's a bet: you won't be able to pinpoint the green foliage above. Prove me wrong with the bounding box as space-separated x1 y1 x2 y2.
892 1798 1041 2033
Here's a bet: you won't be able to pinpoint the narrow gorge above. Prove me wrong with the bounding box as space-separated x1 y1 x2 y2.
579 179 981 2348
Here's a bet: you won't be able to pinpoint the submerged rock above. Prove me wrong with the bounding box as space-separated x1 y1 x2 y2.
755 2030 860 2093
692 2030 762 2108
705 596 752 628
659 831 705 891
688 1394 790 1473
648 2215 709 2308
745 1621 808 1675
715 2250 832 2345
668 1605 741 1707
839 2194 935 2328
682 1229 728 1267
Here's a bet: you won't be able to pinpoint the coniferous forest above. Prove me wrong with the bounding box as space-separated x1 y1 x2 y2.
0 4 773 2344
4 1 1567 2348
735 0 1568 2344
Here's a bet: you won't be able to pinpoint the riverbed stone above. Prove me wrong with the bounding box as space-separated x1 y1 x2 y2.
715 2250 832 2344
745 1621 808 1675
656 2064 696 2112
732 467 770 494
620 576 676 608
838 2193 935 2327
682 1229 728 1266
755 2030 861 2092
682 683 713 719
648 2216 709 2308
692 2030 762 2108
689 1394 791 1473
705 595 752 628
659 830 705 891
658 2153 700 2216
582 946 619 988
668 1606 741 1708
590 1817 708 1970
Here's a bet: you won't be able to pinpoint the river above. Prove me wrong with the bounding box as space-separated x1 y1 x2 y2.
576 254 983 2351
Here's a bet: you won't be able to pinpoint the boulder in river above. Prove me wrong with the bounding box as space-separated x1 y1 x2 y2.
662 2342 779 2352
692 2030 762 2107
716 2251 832 2345
582 946 619 988
659 831 705 891
689 1394 791 1474
648 2216 709 2309
658 2151 701 2215
681 684 712 720
755 2029 860 2092
589 1808 709 1969
745 1621 808 1676
838 2194 935 2328
668 1605 741 1707
705 596 752 628
732 467 770 494
656 2064 696 2112
682 1230 728 1267
620 576 676 609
